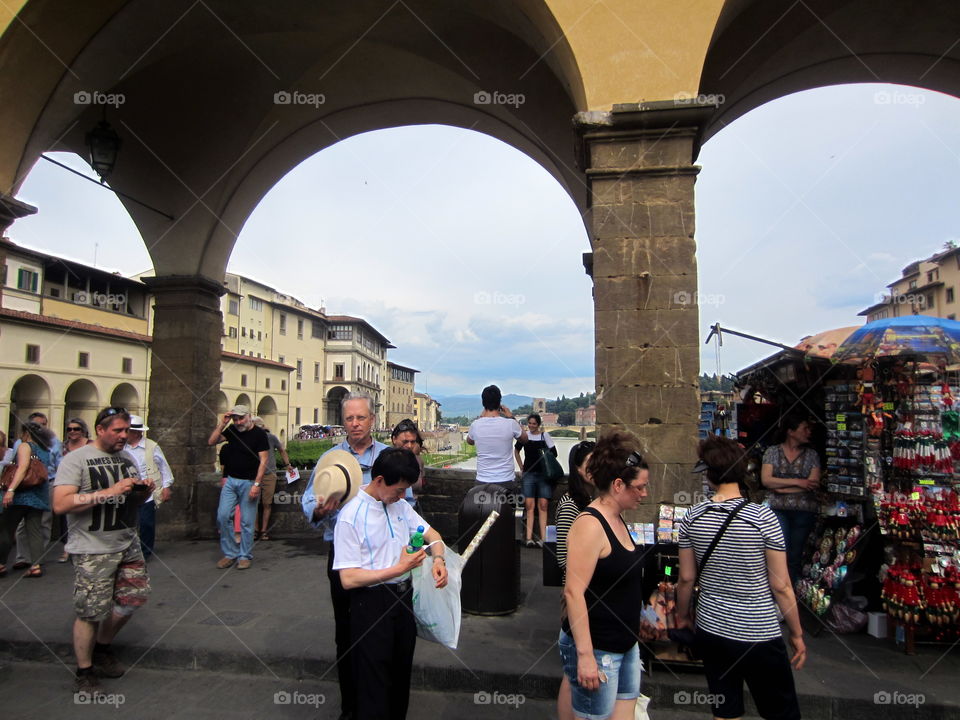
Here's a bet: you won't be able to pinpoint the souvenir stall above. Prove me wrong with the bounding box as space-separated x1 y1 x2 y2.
829 317 960 654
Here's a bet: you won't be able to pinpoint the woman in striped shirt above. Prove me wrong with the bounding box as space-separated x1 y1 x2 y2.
676 435 806 720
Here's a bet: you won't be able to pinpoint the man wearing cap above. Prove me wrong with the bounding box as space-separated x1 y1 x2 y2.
251 416 290 541
334 447 447 720
301 391 387 720
123 416 173 559
209 405 269 570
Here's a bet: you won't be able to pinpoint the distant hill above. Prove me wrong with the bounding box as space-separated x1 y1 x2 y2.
436 393 532 420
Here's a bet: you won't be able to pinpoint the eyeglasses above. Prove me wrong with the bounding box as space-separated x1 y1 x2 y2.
66 426 83 432
625 451 644 468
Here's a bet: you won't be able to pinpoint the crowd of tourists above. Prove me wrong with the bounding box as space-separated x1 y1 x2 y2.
0 389 807 720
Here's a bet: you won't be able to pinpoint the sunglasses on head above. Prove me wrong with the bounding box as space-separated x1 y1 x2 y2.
625 451 644 468
95 407 126 425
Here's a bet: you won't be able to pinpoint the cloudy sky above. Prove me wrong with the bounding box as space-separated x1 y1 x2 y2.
12 83 960 398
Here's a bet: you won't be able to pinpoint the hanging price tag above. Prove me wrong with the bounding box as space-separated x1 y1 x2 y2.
883 402 895 411
919 479 935 486
911 491 921 500
837 423 847 431
836 414 846 422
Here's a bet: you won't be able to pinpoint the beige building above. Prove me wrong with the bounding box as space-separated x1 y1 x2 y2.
413 392 441 432
0 239 402 441
859 245 960 322
385 362 418 431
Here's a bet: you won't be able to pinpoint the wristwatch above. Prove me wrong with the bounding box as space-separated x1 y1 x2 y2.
254 482 261 487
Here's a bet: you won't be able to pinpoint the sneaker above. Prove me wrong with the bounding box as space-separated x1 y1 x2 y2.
92 648 125 678
525 540 536 548
237 558 252 570
535 539 544 548
73 668 102 696
216 557 236 569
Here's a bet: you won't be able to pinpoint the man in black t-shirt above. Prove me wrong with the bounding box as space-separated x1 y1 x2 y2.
208 405 269 569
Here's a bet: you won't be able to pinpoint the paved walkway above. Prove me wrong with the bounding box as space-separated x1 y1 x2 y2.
0 538 956 719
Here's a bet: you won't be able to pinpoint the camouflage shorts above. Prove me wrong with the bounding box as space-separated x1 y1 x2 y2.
72 543 150 622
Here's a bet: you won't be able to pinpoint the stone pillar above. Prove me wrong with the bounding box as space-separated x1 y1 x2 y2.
142 275 225 539
577 103 713 518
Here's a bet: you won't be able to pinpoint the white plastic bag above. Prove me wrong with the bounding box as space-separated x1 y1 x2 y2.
412 546 463 649
634 694 651 720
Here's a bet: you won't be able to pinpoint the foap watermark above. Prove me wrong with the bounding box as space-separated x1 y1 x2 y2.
473 90 525 108
74 90 125 108
674 690 724 706
474 290 526 306
873 690 925 707
873 90 925 107
76 291 127 307
874 291 926 308
75 691 125 707
475 489 523 506
474 691 526 708
674 491 709 505
273 90 326 108
673 290 725 308
674 91 725 106
274 690 325 707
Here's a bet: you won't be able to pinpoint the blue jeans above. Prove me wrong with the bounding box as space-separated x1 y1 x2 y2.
138 500 156 558
772 509 816 585
217 477 258 560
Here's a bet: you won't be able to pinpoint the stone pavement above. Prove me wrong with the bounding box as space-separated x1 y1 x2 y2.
0 538 956 719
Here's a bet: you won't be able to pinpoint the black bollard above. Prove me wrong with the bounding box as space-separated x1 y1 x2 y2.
459 482 520 615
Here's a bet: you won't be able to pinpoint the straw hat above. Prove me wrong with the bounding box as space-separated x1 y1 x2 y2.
312 450 362 508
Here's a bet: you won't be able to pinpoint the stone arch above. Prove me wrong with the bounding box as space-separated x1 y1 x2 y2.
699 0 960 142
256 395 279 434
213 391 229 416
325 386 349 426
235 393 252 410
110 383 140 413
8 374 51 437
63 378 100 433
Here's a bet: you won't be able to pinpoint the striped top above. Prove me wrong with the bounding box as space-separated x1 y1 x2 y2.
555 493 582 572
678 499 785 642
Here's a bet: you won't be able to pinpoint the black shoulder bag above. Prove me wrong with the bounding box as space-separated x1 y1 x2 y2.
690 498 749 622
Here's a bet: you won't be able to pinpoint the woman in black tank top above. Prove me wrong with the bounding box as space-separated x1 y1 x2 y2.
560 430 649 720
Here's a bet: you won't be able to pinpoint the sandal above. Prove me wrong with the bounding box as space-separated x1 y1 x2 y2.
260 532 271 541
58 552 70 563
23 565 43 578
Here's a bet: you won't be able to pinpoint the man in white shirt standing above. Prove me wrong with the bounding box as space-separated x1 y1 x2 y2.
333 447 447 720
123 416 173 559
466 384 527 490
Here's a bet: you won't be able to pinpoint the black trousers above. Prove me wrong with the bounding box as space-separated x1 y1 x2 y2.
350 583 417 720
328 541 356 715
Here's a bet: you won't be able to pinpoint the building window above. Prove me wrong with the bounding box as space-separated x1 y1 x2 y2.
278 355 285 364
279 314 287 335
49 287 61 298
328 324 352 340
241 374 248 387
281 380 287 391
296 359 303 380
334 363 344 380
228 298 239 315
314 362 320 382
948 287 955 303
265 378 271 389
250 296 263 311
297 318 304 340
312 320 323 338
908 279 917 290
78 352 89 368
229 327 237 338
17 268 39 292
313 408 319 423
295 407 301 425
242 327 246 337
296 381 302 391
25 344 39 363
122 357 133 374
258 331 262 341
929 269 939 283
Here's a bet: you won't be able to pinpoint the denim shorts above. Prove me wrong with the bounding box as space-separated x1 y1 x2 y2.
521 471 553 500
558 629 641 720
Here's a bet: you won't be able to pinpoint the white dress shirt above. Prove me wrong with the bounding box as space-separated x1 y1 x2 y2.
124 438 174 504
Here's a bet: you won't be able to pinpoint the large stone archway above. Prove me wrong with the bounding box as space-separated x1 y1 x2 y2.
63 378 99 433
3 0 960 525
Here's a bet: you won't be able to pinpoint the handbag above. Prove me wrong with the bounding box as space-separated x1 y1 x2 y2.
0 454 49 491
540 447 564 485
690 498 749 621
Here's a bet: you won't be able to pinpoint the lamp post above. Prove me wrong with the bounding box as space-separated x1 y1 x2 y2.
85 119 121 182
